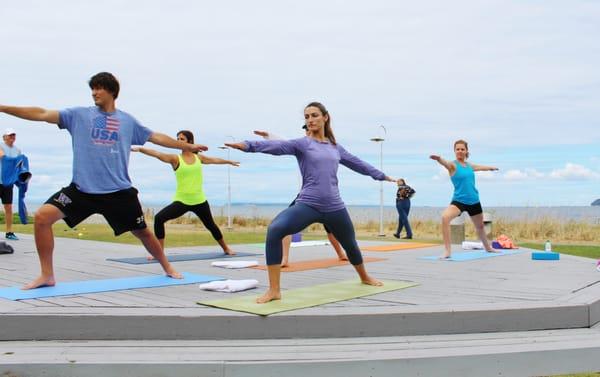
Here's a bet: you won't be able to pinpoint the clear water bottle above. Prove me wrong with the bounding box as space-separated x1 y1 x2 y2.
544 240 552 252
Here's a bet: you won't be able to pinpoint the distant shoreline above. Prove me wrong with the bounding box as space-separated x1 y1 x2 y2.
23 203 600 224
163 204 600 224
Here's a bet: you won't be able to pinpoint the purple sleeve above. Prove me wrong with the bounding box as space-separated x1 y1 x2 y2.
244 138 301 156
338 144 386 180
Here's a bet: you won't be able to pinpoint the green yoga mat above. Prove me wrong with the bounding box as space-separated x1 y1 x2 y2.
198 279 418 316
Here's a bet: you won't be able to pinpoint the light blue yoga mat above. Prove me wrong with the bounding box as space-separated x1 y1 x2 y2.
421 249 523 261
107 251 260 265
0 272 224 301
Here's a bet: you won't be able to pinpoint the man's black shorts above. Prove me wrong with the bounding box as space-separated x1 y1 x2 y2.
45 183 147 235
0 184 14 205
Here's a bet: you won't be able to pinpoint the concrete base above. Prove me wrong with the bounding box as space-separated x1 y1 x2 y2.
3 328 600 377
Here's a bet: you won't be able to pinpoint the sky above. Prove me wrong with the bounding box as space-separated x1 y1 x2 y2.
2 0 600 208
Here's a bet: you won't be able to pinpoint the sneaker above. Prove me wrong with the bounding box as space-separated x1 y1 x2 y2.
393 233 400 239
402 236 413 239
5 232 19 241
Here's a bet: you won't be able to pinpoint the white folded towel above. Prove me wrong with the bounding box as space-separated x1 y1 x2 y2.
211 260 259 269
462 241 484 250
290 240 331 248
199 279 259 293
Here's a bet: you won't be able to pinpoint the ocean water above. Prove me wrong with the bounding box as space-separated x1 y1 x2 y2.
66 204 600 225
208 204 600 224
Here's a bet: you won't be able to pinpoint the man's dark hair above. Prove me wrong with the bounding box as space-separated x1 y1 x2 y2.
88 72 120 99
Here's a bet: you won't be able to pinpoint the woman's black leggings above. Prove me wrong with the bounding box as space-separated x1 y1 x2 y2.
153 201 223 241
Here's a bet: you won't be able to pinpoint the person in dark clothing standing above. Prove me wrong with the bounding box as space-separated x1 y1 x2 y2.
393 179 415 239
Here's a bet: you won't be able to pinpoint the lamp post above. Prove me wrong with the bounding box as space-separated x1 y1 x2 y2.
218 135 235 229
370 125 386 237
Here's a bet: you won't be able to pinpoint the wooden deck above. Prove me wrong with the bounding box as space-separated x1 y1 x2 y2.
1 234 600 376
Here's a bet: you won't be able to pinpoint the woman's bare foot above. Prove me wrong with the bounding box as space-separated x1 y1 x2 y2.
361 276 383 286
223 248 236 256
146 255 156 261
338 254 348 261
22 275 56 290
439 251 452 259
486 248 501 253
281 258 289 268
165 268 183 279
256 288 281 304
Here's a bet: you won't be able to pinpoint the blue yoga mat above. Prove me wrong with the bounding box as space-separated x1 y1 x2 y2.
0 272 224 301
420 249 523 261
107 251 260 265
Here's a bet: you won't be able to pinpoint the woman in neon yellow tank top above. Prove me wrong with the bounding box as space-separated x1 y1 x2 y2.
430 139 499 259
132 130 239 256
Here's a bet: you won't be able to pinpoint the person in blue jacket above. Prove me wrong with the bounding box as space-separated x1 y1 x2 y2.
0 128 22 240
1 153 31 227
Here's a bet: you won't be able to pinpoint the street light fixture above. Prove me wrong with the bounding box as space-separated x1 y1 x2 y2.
370 125 387 237
218 135 235 229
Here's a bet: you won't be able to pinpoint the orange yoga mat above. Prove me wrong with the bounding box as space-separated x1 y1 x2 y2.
252 256 386 272
361 243 438 252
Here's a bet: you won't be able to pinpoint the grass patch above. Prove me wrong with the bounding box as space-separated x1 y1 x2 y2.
10 223 267 246
520 242 600 260
9 221 442 247
0 213 33 224
11 218 600 262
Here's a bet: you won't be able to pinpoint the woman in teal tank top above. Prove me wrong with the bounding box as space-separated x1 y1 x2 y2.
430 139 499 259
132 130 239 257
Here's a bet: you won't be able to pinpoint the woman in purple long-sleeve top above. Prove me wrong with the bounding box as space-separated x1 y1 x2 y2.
226 102 396 304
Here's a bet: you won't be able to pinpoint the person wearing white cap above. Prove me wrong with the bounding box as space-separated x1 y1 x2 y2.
0 127 22 240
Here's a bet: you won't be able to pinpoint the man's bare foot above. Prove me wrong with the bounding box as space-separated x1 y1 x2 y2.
223 249 236 256
361 276 383 286
146 255 156 261
486 248 501 253
22 275 55 290
256 289 281 304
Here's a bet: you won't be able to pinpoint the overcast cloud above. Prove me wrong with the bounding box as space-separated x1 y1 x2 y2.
2 0 599 207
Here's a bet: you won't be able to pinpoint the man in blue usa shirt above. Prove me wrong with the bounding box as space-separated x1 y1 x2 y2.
0 72 208 289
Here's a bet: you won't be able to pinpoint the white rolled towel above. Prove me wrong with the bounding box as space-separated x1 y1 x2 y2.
199 279 259 293
462 241 484 250
211 260 259 269
290 240 331 248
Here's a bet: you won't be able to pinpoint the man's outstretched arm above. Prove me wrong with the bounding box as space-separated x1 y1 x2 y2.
0 105 59 124
148 132 208 153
